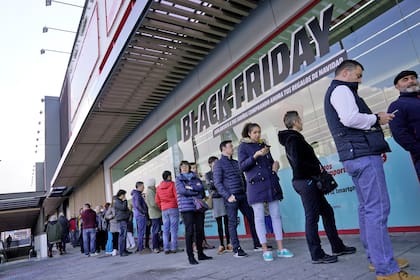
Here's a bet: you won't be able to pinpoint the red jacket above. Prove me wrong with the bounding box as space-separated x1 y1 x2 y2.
81 209 97 229
69 218 77 231
155 180 178 211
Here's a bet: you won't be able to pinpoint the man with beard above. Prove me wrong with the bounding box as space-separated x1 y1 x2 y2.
388 70 420 179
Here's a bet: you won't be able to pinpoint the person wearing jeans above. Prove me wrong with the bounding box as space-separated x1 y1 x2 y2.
145 178 162 253
80 203 97 256
156 170 180 254
131 181 148 253
114 189 131 257
279 111 356 264
213 140 260 258
324 60 416 279
238 123 294 262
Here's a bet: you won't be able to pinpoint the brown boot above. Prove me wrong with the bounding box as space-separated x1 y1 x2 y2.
376 271 420 280
369 258 409 272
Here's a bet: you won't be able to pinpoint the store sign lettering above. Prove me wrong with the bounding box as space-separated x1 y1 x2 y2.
181 4 334 142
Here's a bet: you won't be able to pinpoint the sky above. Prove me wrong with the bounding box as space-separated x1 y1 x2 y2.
0 0 84 194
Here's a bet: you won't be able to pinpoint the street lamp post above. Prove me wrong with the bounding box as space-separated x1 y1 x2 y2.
42 26 76 34
40 48 70 55
45 0 83 8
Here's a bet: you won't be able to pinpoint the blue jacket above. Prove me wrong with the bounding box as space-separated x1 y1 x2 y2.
213 155 246 200
324 80 390 161
388 92 420 161
175 172 204 213
131 189 148 218
238 138 283 205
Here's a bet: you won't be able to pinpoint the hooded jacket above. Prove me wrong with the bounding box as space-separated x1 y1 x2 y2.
278 129 321 180
238 138 283 204
388 91 420 162
155 180 178 211
46 220 62 243
145 186 162 219
131 189 148 218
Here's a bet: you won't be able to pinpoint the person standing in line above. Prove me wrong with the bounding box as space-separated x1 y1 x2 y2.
156 170 180 254
278 111 356 264
388 70 420 179
126 205 136 250
238 123 294 262
95 205 107 253
145 178 163 253
58 213 69 255
205 156 232 255
69 215 77 247
114 190 132 257
131 181 149 254
324 60 417 280
81 203 98 257
78 208 84 254
105 201 119 256
45 215 62 258
191 162 215 250
176 161 213 265
213 140 262 258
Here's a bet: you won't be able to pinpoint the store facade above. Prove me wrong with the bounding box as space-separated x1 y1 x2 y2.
106 0 420 237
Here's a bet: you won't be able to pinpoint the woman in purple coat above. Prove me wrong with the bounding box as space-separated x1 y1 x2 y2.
238 122 294 262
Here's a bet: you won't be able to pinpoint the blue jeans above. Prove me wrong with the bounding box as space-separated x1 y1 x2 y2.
151 218 161 250
162 208 179 251
83 228 96 255
343 155 399 276
118 221 128 255
135 215 147 251
224 193 260 251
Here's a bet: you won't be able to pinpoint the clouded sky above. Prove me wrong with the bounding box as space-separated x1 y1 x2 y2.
0 0 83 193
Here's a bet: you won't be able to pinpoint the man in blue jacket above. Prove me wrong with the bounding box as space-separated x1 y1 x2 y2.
213 140 260 258
131 181 149 254
388 70 420 179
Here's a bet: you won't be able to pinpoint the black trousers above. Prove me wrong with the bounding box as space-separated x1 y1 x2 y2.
112 232 119 250
182 211 204 259
96 230 107 251
216 215 230 246
293 179 345 260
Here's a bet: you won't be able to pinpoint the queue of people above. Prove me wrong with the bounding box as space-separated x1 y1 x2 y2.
44 63 419 280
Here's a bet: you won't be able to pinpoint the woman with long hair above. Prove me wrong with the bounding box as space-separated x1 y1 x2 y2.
238 122 293 262
175 160 212 265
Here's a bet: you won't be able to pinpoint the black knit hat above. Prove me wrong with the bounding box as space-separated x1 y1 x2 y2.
393 70 418 85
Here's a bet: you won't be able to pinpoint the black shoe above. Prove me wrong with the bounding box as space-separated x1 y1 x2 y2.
198 254 213 260
189 257 199 265
124 250 133 255
233 247 247 258
120 253 129 257
312 254 338 264
333 246 356 256
164 251 170 255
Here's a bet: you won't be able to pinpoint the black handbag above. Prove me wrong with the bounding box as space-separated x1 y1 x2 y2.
193 197 209 212
311 159 338 194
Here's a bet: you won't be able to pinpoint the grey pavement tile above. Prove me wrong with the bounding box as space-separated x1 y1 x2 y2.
0 234 419 280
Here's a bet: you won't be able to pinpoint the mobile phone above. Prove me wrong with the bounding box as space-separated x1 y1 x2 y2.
391 109 398 114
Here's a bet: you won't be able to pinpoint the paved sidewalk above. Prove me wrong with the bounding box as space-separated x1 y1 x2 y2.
0 233 419 280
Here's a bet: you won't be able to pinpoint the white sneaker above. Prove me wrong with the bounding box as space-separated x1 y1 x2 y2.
112 249 117 256
91 252 99 257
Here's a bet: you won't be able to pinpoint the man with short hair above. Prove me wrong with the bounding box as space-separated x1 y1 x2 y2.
213 140 260 258
324 60 417 280
279 111 356 264
388 70 420 179
114 189 131 257
81 203 97 257
131 181 149 254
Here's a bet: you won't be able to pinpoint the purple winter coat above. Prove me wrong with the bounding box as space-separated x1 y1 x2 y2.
237 138 283 205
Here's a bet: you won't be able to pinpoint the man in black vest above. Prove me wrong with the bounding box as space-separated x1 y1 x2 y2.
324 60 418 280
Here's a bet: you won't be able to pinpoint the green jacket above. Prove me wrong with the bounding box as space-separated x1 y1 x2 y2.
145 186 162 219
46 221 62 243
